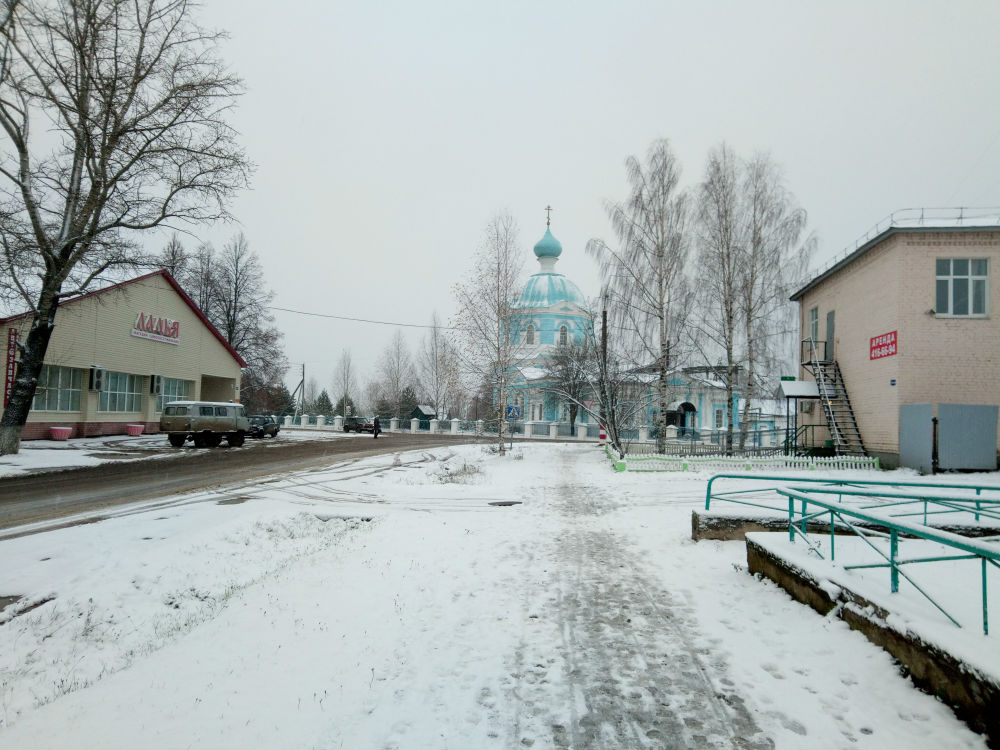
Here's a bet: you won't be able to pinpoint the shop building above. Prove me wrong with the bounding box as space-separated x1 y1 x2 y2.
2 270 245 439
790 213 1000 469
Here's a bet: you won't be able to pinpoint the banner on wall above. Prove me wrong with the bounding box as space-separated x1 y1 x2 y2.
4 328 16 408
870 330 898 360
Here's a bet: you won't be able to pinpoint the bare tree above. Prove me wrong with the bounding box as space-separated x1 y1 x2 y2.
378 330 414 420
333 350 358 418
452 211 524 455
0 0 249 453
174 232 287 415
737 152 814 446
693 144 743 452
543 321 596 433
694 145 814 451
587 139 693 454
159 234 188 278
417 311 459 419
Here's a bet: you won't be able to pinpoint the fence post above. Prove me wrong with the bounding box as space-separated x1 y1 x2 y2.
390 417 399 432
411 418 419 431
890 529 899 593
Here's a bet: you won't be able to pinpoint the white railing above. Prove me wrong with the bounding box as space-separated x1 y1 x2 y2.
807 207 1000 283
617 452 880 473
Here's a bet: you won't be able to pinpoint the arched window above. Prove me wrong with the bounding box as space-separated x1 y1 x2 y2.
525 324 534 345
559 325 568 346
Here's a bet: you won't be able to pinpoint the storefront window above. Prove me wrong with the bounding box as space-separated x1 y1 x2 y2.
99 371 142 412
157 378 191 411
31 365 83 412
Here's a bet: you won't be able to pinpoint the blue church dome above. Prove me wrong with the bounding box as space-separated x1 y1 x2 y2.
514 273 587 309
533 227 563 259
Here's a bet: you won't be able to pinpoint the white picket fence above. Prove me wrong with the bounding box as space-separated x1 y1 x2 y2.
612 448 880 473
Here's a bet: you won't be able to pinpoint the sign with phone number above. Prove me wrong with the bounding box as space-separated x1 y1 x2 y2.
4 328 17 407
870 330 898 360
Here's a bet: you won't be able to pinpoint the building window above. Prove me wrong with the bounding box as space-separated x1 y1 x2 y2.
936 258 988 317
31 365 82 412
558 325 568 346
715 407 724 429
99 371 143 412
157 378 191 412
525 324 534 345
808 306 819 343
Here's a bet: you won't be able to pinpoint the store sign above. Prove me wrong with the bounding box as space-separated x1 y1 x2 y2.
870 330 898 360
132 312 180 345
4 328 16 407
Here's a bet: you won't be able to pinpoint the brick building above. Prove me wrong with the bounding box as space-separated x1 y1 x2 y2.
790 213 1000 468
2 270 245 440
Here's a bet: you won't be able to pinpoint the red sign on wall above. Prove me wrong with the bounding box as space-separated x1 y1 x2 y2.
4 328 17 407
870 330 898 360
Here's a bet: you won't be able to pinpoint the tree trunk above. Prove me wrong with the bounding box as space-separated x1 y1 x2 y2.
0 299 59 455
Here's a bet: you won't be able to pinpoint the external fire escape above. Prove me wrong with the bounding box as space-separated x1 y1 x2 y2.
801 338 867 456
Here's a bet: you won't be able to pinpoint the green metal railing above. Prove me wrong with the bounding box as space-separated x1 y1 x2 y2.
702 474 1000 634
705 474 999 514
776 487 1000 634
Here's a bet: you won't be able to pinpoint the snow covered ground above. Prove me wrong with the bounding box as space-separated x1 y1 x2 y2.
0 427 358 478
0 442 994 749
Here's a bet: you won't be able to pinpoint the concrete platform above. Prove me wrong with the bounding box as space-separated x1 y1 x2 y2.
746 537 999 746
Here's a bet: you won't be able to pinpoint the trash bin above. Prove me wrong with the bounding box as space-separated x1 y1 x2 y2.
126 424 144 436
49 426 72 441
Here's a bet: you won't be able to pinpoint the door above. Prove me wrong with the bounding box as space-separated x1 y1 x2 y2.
825 310 835 361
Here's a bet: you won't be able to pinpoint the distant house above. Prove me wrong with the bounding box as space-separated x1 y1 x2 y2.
789 210 1000 469
411 405 436 421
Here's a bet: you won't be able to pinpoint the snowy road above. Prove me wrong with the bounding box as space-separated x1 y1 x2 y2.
0 444 987 749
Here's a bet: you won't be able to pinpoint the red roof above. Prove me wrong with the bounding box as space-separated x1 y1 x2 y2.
0 269 247 367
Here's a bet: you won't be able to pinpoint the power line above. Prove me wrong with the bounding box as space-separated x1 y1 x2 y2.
269 306 457 330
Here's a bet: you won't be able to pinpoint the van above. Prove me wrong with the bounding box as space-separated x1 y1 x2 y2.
159 401 250 448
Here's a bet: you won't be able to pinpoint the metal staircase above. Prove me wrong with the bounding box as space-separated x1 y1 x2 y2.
801 339 867 456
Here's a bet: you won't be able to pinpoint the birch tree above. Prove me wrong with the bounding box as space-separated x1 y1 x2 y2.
693 144 743 453
452 212 524 455
417 311 459 419
587 139 693 454
694 145 814 451
0 0 249 453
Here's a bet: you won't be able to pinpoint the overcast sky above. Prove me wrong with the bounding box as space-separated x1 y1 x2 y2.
190 0 1000 395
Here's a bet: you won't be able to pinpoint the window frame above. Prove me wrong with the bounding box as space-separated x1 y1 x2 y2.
558 324 568 346
807 306 819 343
98 371 143 412
936 257 989 318
525 323 534 345
156 377 191 412
31 365 83 412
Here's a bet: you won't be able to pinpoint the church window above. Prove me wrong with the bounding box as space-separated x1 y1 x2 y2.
558 325 568 346
525 324 534 345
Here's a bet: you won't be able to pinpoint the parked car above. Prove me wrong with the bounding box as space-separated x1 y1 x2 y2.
343 415 375 433
248 415 280 439
159 401 249 448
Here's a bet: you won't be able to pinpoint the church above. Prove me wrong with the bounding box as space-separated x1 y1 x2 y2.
504 216 778 443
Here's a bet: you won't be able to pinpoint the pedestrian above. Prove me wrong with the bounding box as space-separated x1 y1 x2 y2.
373 415 381 439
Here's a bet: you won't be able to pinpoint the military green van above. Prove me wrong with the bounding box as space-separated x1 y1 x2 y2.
159 401 250 448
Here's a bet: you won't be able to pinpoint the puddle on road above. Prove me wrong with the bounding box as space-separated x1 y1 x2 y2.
216 496 253 505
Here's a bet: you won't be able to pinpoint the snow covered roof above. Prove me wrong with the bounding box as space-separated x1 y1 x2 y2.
775 381 820 399
518 366 549 381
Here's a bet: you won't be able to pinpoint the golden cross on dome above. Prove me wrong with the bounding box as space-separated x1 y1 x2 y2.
545 205 553 226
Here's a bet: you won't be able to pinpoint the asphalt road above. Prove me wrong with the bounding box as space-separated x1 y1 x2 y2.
0 433 466 531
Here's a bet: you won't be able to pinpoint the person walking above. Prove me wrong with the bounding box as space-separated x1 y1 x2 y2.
373 415 381 439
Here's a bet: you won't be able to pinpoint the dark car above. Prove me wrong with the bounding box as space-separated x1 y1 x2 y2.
343 415 374 433
248 414 280 439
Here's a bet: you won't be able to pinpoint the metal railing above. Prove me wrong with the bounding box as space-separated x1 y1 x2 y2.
776 486 1000 634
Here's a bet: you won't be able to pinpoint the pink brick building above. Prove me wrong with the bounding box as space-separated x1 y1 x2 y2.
790 216 1000 468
